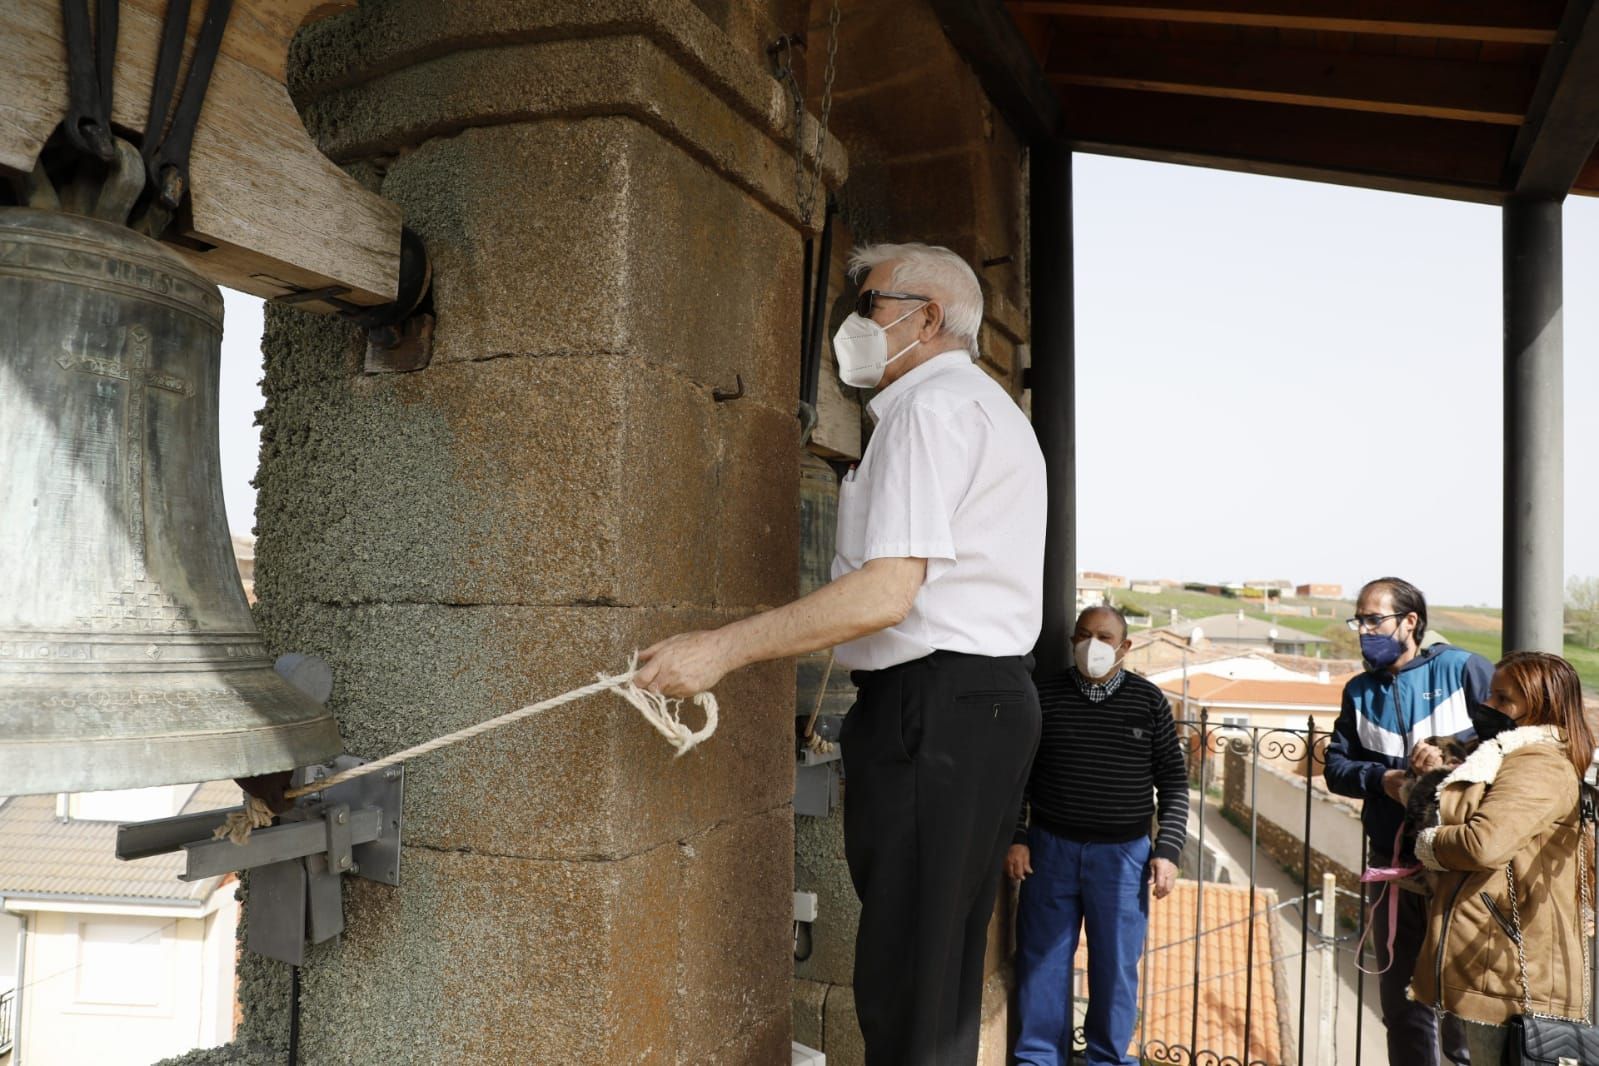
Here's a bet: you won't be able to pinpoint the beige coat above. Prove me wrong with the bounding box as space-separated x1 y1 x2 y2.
1411 724 1587 1025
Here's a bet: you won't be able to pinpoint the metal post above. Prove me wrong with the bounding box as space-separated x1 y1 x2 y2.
1317 872 1337 1066
1030 139 1075 675
1503 196 1564 653
11 910 25 1066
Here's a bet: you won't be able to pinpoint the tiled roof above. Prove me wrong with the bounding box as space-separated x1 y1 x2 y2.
0 781 239 904
1157 673 1356 710
1075 880 1290 1063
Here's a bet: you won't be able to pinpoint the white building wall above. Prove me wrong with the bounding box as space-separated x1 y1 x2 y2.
0 908 19 991
1242 764 1366 875
12 901 235 1066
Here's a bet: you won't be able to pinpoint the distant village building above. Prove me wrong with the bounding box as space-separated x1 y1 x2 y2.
1157 672 1354 731
1295 583 1343 600
230 533 255 605
1076 576 1111 612
0 784 240 1066
1079 570 1129 589
1168 611 1334 658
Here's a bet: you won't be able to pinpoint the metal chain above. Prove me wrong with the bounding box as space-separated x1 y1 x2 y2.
1581 816 1593 1022
800 0 841 229
1507 811 1594 1020
1509 859 1532 1016
770 0 841 229
770 37 809 225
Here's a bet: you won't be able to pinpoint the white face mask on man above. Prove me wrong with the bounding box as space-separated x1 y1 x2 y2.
831 303 926 389
1073 637 1121 679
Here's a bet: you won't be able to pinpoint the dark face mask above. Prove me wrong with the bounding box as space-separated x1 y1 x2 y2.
1360 631 1406 669
1472 706 1518 741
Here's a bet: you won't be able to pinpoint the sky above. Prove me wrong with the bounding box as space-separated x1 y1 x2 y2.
217 153 1599 609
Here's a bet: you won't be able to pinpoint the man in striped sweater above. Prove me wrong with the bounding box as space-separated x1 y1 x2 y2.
1006 605 1191 1066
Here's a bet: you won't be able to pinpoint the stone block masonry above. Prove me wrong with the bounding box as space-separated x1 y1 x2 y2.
168 0 849 1062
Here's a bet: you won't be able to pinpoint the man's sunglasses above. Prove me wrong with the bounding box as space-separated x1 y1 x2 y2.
856 289 932 318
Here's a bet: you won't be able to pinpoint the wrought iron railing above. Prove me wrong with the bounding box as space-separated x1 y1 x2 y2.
1059 710 1597 1063
1061 713 1355 1066
0 984 14 1056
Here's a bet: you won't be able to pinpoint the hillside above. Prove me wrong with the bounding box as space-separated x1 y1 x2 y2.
1103 587 1599 693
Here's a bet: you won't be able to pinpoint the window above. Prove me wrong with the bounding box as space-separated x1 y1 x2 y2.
67 784 193 823
72 918 171 1010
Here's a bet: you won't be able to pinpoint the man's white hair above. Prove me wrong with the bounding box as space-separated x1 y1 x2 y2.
847 242 984 355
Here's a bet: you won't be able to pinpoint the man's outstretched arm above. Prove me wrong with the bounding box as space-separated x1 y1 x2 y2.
634 556 927 696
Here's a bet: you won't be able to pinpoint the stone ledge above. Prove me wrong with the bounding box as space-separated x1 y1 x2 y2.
291 0 846 232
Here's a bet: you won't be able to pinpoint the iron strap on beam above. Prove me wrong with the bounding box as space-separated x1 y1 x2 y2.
1507 0 1599 197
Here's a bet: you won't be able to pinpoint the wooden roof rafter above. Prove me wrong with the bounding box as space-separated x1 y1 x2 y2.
1007 0 1564 46
926 0 1599 204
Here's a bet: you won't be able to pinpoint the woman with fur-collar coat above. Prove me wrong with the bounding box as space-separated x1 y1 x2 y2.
1410 652 1596 1063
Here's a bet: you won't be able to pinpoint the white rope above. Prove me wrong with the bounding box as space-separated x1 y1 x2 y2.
214 656 717 844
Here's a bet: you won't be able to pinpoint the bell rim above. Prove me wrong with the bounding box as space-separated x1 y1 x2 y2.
0 714 346 797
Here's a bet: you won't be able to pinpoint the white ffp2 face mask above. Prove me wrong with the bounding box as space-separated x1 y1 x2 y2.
1073 637 1120 679
831 304 924 389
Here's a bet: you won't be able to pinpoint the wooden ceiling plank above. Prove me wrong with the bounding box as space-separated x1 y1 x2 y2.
1507 0 1599 196
1046 34 1537 125
1071 140 1505 204
1059 85 1514 187
1005 1 1560 45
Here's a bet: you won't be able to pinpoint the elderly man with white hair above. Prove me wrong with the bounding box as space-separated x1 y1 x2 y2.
637 242 1047 1064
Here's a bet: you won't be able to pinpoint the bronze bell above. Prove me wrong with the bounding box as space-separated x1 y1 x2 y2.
0 206 343 795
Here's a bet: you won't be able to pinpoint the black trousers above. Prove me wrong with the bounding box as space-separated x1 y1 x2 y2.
1374 879 1470 1065
840 651 1042 1066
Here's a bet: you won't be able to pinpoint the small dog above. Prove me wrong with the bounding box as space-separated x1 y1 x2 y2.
1394 735 1475 892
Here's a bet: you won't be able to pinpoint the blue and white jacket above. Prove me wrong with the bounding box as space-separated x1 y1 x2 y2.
1323 643 1494 850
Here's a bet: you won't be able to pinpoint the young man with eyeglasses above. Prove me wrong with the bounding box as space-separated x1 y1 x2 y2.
635 242 1046 1064
1324 576 1494 1066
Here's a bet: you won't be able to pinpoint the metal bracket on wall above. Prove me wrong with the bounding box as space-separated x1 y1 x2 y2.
114 755 405 965
269 226 435 374
794 714 843 817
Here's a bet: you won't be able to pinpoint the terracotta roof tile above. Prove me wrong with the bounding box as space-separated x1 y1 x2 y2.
1073 880 1289 1063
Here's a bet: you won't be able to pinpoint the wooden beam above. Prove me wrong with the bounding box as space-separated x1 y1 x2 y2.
1073 139 1506 204
1008 0 1562 45
1 0 402 308
926 0 1063 142
1061 86 1514 188
1048 34 1538 125
1507 0 1599 196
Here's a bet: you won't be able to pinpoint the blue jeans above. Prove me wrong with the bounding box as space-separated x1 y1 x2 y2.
1015 830 1151 1066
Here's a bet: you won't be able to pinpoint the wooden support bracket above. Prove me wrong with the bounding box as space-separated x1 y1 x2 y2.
2 0 404 312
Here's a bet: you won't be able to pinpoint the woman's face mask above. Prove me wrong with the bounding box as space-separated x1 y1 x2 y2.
831 303 926 389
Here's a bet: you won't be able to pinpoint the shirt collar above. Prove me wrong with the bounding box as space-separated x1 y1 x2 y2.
1071 665 1127 703
866 350 974 422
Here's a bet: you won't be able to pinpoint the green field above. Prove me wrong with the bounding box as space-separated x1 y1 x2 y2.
1429 628 1599 694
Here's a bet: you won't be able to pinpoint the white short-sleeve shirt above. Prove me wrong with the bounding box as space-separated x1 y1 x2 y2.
832 350 1047 670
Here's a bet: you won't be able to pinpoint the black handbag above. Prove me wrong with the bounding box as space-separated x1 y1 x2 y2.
1505 1014 1599 1065
1502 786 1599 1066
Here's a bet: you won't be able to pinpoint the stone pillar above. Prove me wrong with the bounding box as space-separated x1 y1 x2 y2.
1502 196 1564 654
217 2 845 1062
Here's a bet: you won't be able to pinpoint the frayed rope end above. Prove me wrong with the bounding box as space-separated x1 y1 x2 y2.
213 794 276 844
